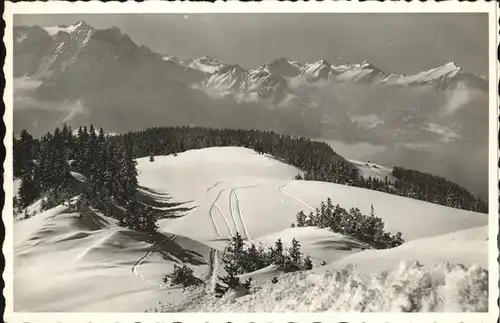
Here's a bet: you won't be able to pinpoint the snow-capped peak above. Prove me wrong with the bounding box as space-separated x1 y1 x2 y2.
183 56 225 74
443 61 459 69
44 20 93 37
300 59 335 81
379 61 487 91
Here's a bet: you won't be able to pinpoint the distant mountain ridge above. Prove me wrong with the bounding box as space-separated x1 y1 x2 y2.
14 21 488 146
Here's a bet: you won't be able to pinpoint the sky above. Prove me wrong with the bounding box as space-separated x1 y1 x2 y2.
14 13 488 76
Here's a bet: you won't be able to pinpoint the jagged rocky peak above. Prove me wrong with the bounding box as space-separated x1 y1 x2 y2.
217 63 246 74
357 60 386 74
264 56 301 77
316 58 332 66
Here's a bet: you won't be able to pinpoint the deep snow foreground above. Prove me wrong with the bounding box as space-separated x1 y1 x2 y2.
14 147 489 312
158 260 488 312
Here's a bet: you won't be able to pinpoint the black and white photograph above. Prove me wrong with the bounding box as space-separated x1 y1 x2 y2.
4 1 498 319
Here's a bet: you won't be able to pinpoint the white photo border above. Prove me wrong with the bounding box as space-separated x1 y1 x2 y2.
3 1 499 322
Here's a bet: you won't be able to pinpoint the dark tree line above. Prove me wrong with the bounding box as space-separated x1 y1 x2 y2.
108 126 360 185
355 170 486 213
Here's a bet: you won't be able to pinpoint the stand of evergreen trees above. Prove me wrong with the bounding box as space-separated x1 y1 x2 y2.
15 125 487 215
14 125 158 234
294 199 404 249
214 232 313 298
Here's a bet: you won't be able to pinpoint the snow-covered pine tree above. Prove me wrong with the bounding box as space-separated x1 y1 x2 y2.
270 238 285 267
296 211 307 227
288 238 302 265
244 243 261 272
216 251 243 298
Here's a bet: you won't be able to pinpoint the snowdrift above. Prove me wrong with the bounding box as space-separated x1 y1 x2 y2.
163 260 487 312
325 225 488 273
14 203 212 312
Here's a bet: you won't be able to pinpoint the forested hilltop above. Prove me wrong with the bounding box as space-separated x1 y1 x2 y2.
14 125 487 215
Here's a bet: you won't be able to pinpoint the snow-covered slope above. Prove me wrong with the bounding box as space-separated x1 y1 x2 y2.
14 202 211 312
14 147 488 312
139 147 486 245
326 225 488 273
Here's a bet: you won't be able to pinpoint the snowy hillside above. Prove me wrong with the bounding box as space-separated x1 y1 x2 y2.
14 147 487 312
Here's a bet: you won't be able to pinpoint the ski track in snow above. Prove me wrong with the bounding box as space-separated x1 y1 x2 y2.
228 188 241 237
278 184 316 211
214 187 235 237
206 182 229 237
132 234 178 289
230 185 261 241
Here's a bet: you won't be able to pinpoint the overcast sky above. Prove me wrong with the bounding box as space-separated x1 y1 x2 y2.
15 13 488 76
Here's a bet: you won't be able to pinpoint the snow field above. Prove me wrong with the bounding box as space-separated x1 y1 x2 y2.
14 146 489 312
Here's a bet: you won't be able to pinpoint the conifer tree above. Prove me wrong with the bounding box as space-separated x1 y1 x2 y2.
14 129 35 177
18 171 39 208
245 243 262 272
270 238 285 267
296 211 307 227
120 134 139 200
288 238 302 265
